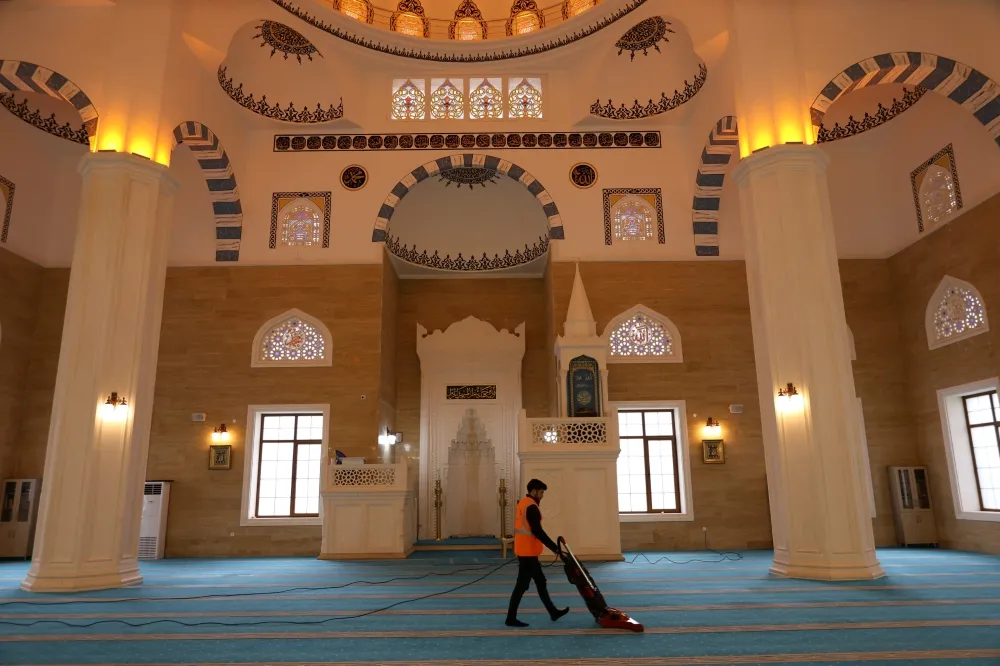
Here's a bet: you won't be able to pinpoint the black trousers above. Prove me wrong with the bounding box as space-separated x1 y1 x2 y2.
506 556 558 619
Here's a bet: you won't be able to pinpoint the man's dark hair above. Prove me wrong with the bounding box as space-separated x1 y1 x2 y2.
527 479 547 492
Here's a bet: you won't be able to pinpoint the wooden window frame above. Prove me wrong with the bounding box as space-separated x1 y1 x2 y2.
618 409 682 514
254 413 322 519
961 390 1000 512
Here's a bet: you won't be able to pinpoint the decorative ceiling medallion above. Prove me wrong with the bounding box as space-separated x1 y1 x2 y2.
449 0 488 39
254 20 322 63
269 0 650 62
438 166 500 189
385 234 549 271
817 86 927 143
0 93 89 145
615 16 673 60
275 131 662 151
218 66 344 123
591 62 707 119
341 165 368 190
570 163 597 189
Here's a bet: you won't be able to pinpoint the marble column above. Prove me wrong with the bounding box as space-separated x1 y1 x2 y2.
732 145 883 580
22 152 177 592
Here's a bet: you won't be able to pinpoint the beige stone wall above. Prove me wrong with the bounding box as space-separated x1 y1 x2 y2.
888 191 1000 555
0 247 42 482
394 277 550 466
841 260 923 545
378 255 399 452
144 265 385 557
549 261 773 551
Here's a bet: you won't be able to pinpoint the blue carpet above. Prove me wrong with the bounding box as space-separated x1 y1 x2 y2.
0 549 999 665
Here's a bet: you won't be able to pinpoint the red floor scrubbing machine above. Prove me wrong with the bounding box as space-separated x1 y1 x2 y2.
556 537 644 632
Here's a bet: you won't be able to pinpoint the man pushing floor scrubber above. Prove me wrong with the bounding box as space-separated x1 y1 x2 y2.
505 479 643 632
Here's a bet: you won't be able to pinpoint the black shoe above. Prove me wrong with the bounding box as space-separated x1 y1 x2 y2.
550 607 570 621
505 618 529 627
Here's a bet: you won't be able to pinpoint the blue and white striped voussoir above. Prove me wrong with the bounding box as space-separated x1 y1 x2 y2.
372 153 563 242
173 122 243 262
0 60 98 138
691 116 738 257
810 52 1000 148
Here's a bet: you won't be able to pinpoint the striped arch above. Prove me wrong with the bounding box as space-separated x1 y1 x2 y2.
0 60 98 139
691 116 739 257
172 122 243 262
811 53 1000 148
372 153 563 242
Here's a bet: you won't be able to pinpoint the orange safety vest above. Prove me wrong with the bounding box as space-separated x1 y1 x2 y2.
513 496 544 557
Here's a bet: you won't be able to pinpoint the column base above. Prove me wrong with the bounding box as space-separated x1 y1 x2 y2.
770 556 885 581
21 561 143 593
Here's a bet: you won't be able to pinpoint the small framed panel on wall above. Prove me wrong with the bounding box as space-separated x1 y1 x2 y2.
702 439 724 464
567 355 601 417
209 445 232 470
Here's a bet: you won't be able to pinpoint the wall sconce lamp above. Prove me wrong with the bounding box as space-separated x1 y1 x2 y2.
377 428 399 446
704 417 722 437
212 423 230 442
777 382 803 411
100 392 128 420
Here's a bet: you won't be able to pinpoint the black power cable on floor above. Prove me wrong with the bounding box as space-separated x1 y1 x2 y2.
0 557 518 630
0 536 740 629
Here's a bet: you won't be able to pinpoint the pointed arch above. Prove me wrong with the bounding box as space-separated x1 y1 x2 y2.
810 53 1000 149
172 122 243 262
602 304 682 363
925 276 990 350
691 115 739 257
252 309 332 367
0 60 99 143
449 0 487 39
371 153 563 243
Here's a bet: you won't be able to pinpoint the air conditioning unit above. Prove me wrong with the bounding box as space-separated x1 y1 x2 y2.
138 481 171 560
888 466 938 547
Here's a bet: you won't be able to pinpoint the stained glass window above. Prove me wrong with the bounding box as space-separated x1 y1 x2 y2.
455 18 483 40
933 284 986 344
281 205 322 247
609 313 671 357
469 78 503 119
508 78 543 119
261 317 327 362
392 79 426 120
561 0 596 19
511 11 539 34
340 0 373 23
920 165 959 228
394 12 425 36
430 79 465 119
613 197 655 241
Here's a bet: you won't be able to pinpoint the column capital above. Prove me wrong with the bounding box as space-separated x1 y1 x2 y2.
78 151 179 194
731 144 830 186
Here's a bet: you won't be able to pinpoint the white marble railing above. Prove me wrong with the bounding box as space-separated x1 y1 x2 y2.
325 462 415 492
518 412 618 452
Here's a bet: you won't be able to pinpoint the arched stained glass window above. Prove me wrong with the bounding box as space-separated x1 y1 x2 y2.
507 0 543 35
469 78 503 119
612 196 655 241
281 203 322 247
561 0 596 19
391 79 426 120
430 79 465 119
603 306 683 363
919 165 959 229
449 0 486 39
926 277 989 350
340 0 374 23
390 0 428 37
508 78 543 118
251 309 333 368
